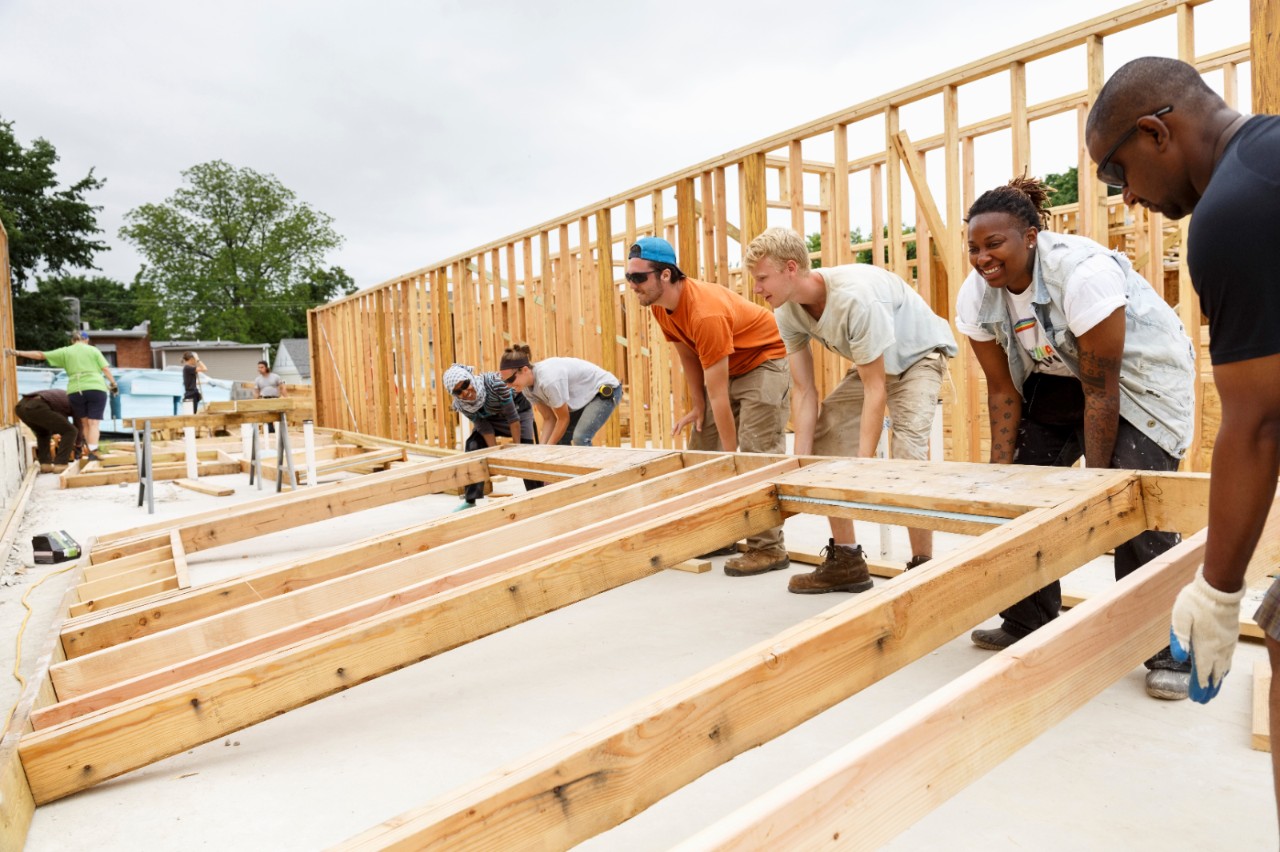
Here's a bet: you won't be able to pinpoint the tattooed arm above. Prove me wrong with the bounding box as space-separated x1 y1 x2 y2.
969 339 1022 464
1074 307 1126 469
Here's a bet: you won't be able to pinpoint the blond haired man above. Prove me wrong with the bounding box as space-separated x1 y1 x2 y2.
744 227 957 593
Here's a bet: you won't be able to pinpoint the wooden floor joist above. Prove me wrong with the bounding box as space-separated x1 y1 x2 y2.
676 530 1209 851
335 471 1146 849
58 451 688 657
4 444 1237 848
19 461 793 802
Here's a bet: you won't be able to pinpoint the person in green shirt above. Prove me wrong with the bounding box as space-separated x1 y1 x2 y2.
6 330 117 461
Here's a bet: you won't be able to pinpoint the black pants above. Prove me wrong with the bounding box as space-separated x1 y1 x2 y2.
1000 375 1189 672
16 397 78 465
462 424 545 503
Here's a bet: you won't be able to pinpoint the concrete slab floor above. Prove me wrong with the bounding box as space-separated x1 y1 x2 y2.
1 465 1272 850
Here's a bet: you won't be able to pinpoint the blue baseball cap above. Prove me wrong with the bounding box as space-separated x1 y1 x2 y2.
629 236 677 265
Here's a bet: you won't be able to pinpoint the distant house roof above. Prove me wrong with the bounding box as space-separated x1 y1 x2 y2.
88 321 151 339
274 338 311 380
151 340 270 351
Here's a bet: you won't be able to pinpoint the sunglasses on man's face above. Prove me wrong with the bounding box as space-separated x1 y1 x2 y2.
1095 105 1173 189
451 379 471 396
625 270 661 285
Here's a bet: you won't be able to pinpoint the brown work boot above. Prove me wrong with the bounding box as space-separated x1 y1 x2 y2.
724 545 790 577
905 555 931 570
788 539 874 594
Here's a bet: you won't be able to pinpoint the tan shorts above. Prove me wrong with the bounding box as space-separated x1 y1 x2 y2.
1255 576 1280 642
813 354 946 461
688 357 790 549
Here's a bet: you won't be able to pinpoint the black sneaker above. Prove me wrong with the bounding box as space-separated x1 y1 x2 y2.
87 451 100 462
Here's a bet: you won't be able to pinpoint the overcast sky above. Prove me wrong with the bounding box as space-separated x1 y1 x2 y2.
0 0 1252 293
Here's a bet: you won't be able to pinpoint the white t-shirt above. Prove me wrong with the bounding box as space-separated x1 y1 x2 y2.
775 264 955 375
955 254 1127 376
526 357 619 411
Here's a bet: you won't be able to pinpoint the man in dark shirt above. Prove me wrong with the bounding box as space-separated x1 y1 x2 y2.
15 389 78 472
1088 55 1280 825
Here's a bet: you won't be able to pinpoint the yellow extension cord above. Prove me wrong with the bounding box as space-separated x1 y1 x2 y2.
2 560 78 733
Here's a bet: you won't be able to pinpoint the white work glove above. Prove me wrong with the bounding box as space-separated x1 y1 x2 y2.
1169 568 1246 703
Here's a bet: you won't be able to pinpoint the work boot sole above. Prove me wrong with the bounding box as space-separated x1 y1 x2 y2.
1145 669 1190 701
723 559 790 577
970 629 1019 651
788 578 874 594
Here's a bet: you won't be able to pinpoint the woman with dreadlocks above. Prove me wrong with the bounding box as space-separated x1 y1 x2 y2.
955 175 1196 700
444 362 542 511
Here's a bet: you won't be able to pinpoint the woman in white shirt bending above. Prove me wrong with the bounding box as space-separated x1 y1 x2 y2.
498 343 622 447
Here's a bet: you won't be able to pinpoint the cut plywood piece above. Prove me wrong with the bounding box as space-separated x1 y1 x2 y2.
173 478 234 497
669 559 712 574
1255 660 1272 753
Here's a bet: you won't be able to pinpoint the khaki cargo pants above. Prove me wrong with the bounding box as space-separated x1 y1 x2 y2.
688 357 790 551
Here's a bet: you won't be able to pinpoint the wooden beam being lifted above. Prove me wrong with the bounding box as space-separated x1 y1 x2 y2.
335 472 1145 850
19 461 795 803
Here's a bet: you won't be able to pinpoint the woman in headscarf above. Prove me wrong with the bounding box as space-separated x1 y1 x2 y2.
444 362 541 511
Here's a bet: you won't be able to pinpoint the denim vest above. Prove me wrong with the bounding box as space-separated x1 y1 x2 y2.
972 231 1195 458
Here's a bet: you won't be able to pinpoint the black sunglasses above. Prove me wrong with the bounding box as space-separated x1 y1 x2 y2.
1096 105 1173 189
502 370 520 385
450 379 471 396
625 270 661 285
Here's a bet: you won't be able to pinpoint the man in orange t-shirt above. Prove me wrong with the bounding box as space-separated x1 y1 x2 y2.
627 236 791 576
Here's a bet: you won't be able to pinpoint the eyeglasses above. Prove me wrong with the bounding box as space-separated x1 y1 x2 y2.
450 379 471 396
502 370 520 385
625 270 661 285
1096 105 1173 188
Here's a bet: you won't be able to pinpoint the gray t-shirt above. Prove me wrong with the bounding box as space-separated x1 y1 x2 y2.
525 357 619 411
254 372 285 399
775 264 957 375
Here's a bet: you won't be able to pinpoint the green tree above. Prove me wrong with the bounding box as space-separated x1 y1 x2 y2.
36 274 147 331
11 290 71 351
1041 166 1122 206
0 116 108 290
808 225 917 267
120 160 352 341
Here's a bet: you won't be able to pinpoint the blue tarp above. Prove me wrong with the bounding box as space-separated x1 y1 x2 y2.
16 366 236 433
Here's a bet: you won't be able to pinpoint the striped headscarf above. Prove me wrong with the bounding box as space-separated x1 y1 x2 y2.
444 363 486 414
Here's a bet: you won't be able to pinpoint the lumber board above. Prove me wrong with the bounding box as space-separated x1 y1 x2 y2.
774 457 1126 519
172 478 234 497
46 457 742 704
90 454 493 559
59 453 686 657
75 560 177 602
119 411 282 431
170 530 190 590
68 577 180 618
19 467 792 803
677 530 1210 851
321 428 458 459
79 545 173 581
249 447 405 483
333 472 1146 850
1255 660 1272 753
1139 472 1210 533
62 460 242 489
668 559 712 574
